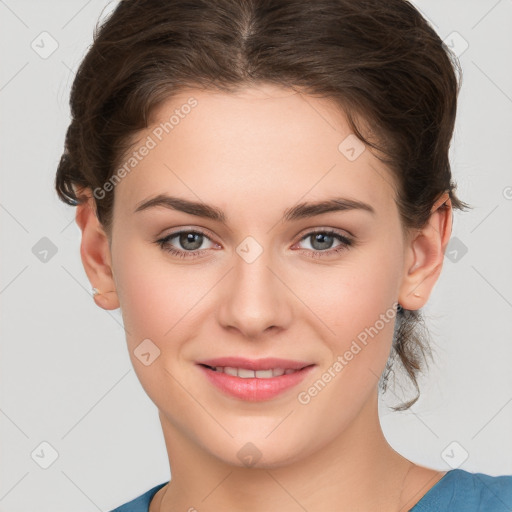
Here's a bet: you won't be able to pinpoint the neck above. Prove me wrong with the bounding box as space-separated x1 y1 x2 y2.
155 391 434 512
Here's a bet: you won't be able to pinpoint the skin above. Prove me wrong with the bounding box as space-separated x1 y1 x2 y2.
75 83 452 511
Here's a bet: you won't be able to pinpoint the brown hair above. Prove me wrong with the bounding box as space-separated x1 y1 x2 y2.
55 0 471 410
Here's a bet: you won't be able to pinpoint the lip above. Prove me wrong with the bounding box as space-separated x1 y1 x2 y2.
197 357 315 401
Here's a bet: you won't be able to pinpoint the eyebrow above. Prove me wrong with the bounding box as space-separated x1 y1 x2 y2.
133 194 375 222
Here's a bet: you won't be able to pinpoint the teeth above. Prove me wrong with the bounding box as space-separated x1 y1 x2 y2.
210 366 297 378
255 369 273 378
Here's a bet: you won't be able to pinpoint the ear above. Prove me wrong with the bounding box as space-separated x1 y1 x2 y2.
398 192 452 310
75 188 119 311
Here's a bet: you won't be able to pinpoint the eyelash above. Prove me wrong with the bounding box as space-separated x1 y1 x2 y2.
155 229 354 260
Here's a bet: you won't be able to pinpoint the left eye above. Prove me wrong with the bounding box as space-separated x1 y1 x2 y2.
294 230 353 255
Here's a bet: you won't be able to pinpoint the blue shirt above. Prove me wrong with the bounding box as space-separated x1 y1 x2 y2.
109 469 512 511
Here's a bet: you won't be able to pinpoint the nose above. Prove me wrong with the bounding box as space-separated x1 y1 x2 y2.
216 246 293 340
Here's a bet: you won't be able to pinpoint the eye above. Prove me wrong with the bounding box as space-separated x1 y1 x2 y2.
155 228 354 260
155 229 218 259
293 230 353 258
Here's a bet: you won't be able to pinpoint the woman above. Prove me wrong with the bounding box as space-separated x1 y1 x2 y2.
55 0 512 510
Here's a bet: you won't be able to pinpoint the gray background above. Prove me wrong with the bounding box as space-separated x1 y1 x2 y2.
1 1 511 510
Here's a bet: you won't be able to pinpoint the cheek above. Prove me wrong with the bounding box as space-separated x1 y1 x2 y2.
111 238 221 399
295 242 402 350
291 235 403 415
111 242 194 405
291 254 400 442
112 238 204 342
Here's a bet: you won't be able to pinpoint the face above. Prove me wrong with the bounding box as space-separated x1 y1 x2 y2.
107 84 410 467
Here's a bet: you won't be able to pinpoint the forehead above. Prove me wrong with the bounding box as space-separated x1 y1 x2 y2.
113 84 397 218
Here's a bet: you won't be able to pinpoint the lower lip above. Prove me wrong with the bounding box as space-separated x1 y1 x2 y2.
198 365 315 401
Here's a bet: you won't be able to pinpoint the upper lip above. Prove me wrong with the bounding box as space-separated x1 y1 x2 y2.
197 357 313 371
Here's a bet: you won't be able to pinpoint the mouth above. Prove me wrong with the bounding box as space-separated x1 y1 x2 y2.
196 357 315 401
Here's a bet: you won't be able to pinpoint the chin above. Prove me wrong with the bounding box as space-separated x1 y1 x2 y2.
200 429 313 470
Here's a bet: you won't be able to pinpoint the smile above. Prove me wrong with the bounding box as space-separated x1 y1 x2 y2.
197 357 315 401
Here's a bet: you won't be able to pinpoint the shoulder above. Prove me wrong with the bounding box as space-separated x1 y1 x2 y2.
411 469 512 511
108 482 168 512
